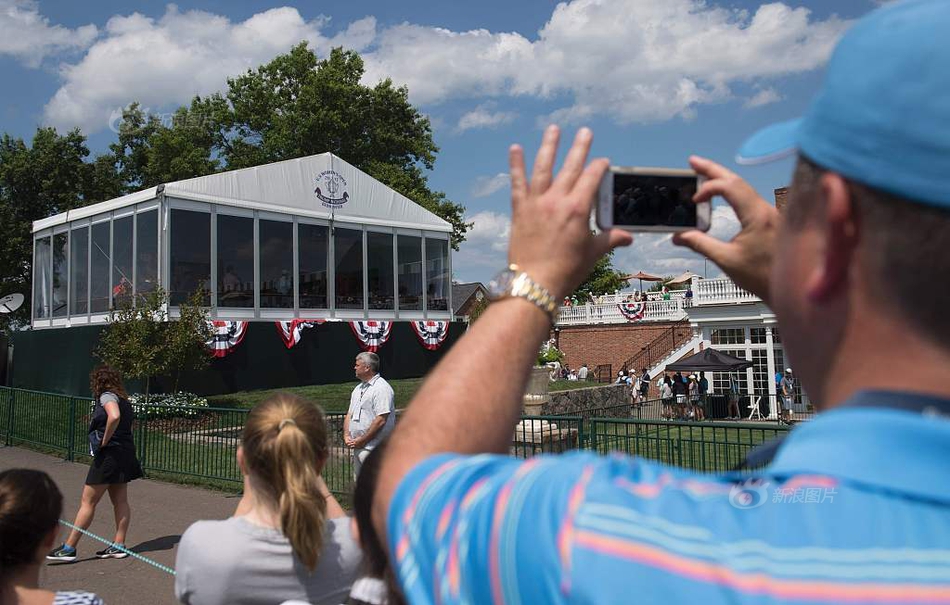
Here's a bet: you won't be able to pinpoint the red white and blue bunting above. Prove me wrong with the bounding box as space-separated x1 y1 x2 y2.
206 320 248 358
410 320 450 351
276 319 326 349
618 302 646 322
349 321 393 352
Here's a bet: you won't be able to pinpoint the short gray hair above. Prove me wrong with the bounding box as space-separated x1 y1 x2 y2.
356 352 380 373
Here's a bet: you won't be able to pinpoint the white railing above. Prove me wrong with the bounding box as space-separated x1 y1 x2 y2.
577 290 687 306
692 277 760 306
555 277 761 326
556 297 687 326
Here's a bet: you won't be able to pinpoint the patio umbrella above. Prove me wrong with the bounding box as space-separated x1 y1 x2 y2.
621 270 663 292
665 348 752 372
668 270 699 286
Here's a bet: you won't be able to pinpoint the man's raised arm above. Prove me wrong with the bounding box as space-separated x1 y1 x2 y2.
372 125 632 537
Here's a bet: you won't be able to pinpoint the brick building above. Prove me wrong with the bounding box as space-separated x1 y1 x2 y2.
452 282 488 322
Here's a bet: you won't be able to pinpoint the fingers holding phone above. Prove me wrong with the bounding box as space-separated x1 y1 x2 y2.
508 126 633 300
671 155 780 304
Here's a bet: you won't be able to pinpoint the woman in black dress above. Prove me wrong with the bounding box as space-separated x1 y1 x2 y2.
46 366 143 562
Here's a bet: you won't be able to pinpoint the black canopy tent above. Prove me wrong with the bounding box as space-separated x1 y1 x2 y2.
666 348 752 420
666 348 752 372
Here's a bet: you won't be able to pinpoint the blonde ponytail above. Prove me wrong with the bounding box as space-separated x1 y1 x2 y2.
275 423 327 570
242 393 329 572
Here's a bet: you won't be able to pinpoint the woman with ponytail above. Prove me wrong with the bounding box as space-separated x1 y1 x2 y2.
175 393 360 605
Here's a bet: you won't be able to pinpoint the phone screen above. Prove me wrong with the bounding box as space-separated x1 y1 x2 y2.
612 173 699 227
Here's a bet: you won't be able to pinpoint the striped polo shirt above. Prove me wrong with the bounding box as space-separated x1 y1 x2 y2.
387 391 950 604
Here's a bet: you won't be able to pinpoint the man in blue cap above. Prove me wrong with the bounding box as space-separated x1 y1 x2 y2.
370 1 950 603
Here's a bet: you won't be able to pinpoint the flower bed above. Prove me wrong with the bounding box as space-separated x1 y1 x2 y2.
129 392 210 419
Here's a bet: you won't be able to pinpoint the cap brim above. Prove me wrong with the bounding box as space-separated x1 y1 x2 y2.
736 118 803 165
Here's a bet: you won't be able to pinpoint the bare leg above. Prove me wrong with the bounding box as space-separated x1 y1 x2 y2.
107 483 131 545
66 484 109 548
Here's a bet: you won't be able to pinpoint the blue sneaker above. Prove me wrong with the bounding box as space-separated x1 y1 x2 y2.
46 544 77 562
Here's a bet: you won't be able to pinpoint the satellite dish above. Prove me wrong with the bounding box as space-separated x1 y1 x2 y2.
0 293 24 314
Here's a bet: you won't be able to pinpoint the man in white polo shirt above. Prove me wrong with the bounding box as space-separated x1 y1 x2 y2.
343 352 395 477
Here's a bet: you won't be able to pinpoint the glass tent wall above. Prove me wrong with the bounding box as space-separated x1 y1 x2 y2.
33 197 452 327
32 202 160 326
161 199 451 320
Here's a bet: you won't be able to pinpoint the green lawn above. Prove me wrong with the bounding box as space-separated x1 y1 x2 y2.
585 420 785 472
207 377 615 413
207 378 427 413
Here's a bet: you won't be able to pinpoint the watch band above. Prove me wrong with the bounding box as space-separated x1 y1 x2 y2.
505 264 559 322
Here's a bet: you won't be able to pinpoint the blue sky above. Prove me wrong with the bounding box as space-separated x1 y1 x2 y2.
1 0 885 284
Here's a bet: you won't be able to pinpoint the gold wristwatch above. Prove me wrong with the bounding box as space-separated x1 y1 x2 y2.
486 264 558 323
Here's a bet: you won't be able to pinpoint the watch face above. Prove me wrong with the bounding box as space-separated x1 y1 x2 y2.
487 270 517 299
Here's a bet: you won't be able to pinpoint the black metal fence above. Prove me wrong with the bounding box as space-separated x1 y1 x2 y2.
1 386 789 497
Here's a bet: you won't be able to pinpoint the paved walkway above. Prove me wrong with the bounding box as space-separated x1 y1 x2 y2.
0 446 240 604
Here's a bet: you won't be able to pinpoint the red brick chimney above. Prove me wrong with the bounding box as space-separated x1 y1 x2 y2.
774 187 789 212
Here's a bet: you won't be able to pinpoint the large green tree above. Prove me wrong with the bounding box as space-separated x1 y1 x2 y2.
109 44 468 247
571 252 628 303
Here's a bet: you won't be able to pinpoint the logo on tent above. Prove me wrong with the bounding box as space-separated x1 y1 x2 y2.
315 170 349 208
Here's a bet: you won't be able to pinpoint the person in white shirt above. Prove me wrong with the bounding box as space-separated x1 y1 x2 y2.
344 352 395 477
577 364 589 381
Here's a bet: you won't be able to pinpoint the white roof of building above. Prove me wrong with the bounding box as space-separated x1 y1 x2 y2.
33 153 452 233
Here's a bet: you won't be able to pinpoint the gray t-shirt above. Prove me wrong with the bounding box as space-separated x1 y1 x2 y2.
175 515 361 605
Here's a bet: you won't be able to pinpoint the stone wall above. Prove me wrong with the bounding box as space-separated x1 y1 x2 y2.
542 383 632 418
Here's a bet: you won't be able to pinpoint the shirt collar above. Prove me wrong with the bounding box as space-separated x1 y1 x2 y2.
769 390 950 504
361 373 380 387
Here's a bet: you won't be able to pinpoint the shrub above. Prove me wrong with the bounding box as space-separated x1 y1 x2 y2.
538 338 564 365
129 392 210 419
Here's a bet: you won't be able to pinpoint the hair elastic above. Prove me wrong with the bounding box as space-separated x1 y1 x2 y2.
278 418 297 431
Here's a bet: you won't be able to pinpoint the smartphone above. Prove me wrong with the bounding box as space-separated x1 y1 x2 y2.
596 167 710 232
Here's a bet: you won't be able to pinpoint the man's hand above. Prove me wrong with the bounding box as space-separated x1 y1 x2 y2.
508 126 633 300
672 156 780 304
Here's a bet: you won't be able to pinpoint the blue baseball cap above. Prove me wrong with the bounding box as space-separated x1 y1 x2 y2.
736 0 950 210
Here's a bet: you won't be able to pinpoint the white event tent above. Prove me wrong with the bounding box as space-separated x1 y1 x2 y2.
31 153 453 328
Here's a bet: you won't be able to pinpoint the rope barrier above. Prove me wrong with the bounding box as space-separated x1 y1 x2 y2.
57 519 177 576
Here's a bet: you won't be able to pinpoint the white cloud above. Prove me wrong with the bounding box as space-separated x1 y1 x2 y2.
453 204 743 284
471 173 510 198
361 0 849 125
744 87 782 108
455 210 511 273
0 0 97 67
456 103 517 132
42 6 377 132
612 205 742 280
33 0 848 134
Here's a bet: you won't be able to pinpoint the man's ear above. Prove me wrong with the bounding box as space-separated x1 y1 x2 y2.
805 172 858 303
